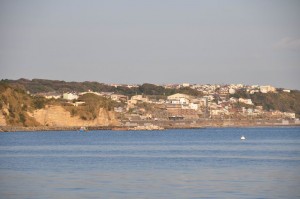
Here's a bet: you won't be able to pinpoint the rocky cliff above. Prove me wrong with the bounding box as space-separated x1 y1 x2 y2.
30 105 119 127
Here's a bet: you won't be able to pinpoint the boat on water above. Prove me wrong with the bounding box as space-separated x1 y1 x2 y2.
241 135 246 140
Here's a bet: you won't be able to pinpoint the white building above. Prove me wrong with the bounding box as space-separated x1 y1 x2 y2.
249 90 259 94
127 99 138 105
63 93 78 101
238 98 253 105
189 103 199 110
229 88 236 94
283 112 296 119
41 93 61 99
45 95 61 99
167 93 191 105
260 85 276 93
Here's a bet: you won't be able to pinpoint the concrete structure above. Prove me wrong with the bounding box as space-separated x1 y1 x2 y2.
283 112 296 119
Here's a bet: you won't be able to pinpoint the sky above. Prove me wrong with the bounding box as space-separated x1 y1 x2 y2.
0 0 300 89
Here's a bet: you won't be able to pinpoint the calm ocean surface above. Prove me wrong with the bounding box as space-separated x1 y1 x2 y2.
0 127 300 199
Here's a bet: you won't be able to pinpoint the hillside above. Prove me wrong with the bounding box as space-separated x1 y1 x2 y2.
2 79 300 122
63 93 119 121
0 82 42 126
0 82 119 127
230 90 300 117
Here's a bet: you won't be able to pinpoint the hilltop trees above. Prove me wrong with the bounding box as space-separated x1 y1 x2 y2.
64 93 118 120
0 82 40 126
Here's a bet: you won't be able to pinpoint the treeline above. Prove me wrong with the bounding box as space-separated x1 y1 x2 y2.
4 79 203 97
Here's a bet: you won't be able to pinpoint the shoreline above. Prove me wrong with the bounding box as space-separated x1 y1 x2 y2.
1 123 299 132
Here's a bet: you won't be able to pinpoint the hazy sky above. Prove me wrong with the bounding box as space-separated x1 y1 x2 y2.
0 0 300 89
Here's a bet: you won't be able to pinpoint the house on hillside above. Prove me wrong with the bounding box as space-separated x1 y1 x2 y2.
260 85 276 93
111 94 127 102
36 92 61 99
131 95 149 103
63 93 78 101
167 93 192 105
238 98 253 105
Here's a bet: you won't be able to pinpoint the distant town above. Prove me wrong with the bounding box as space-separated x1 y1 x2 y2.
44 83 297 120
1 79 299 131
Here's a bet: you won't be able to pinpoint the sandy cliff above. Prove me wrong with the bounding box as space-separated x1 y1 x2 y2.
30 105 119 127
0 112 6 126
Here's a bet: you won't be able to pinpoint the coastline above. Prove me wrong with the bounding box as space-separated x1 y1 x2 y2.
1 122 299 132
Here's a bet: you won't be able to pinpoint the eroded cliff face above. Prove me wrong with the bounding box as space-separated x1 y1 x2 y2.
30 105 119 127
0 112 6 126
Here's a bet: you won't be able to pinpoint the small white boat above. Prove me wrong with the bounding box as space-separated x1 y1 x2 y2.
240 136 246 140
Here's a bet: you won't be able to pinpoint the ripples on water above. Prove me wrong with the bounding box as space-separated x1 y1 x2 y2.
0 127 300 198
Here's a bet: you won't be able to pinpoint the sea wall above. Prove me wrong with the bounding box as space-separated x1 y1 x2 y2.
124 119 300 129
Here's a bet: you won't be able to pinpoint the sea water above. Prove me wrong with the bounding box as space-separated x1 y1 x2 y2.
0 127 299 199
